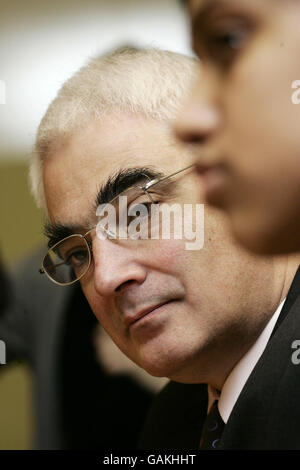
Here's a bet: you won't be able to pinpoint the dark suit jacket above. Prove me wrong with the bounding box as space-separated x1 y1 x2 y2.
140 266 300 450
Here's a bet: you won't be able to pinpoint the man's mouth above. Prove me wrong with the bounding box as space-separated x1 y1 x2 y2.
124 300 174 328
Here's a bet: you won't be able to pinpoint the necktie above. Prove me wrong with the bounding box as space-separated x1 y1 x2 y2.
200 400 225 450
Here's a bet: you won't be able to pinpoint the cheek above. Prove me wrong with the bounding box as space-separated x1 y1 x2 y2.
80 280 129 340
80 281 108 328
225 34 300 172
152 240 191 275
81 283 130 352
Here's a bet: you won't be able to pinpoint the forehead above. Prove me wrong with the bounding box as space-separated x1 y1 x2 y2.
43 113 187 225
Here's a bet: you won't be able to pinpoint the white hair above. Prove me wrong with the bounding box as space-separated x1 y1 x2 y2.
29 47 199 212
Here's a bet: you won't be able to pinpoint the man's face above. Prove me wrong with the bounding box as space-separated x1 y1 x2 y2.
43 113 277 385
175 0 300 255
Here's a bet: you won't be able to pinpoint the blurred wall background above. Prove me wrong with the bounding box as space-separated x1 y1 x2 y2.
0 0 192 449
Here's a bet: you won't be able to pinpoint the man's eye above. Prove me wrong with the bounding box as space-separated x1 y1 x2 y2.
128 201 158 219
66 250 89 268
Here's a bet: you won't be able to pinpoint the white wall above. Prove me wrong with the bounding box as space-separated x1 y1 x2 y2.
0 0 193 159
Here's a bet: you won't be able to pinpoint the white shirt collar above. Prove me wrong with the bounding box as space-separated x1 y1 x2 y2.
218 299 286 423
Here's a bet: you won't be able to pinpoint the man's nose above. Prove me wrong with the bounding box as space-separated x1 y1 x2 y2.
174 71 222 146
91 237 147 297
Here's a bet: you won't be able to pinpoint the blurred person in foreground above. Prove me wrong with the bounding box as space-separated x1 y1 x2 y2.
175 0 300 256
29 47 300 449
0 247 160 449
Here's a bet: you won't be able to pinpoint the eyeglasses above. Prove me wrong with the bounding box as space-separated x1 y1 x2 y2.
39 164 195 286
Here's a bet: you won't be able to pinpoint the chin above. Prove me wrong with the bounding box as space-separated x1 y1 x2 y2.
134 348 179 378
137 356 178 379
135 345 201 381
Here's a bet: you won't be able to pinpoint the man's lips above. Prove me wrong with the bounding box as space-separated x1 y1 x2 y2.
123 300 173 328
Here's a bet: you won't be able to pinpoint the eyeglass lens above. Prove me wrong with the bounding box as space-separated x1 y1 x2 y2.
43 235 91 284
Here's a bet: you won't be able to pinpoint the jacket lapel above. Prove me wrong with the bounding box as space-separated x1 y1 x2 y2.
219 267 300 449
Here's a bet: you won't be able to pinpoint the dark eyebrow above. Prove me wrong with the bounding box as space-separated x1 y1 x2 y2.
44 222 84 249
95 167 165 208
44 167 166 248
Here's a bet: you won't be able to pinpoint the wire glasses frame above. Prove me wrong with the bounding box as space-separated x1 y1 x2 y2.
39 163 195 286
